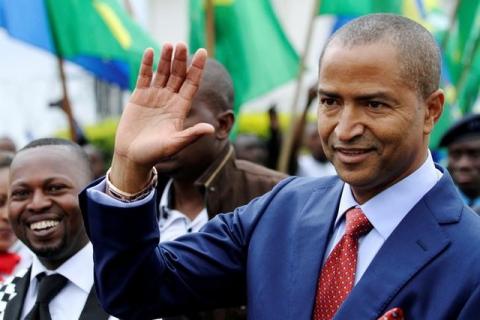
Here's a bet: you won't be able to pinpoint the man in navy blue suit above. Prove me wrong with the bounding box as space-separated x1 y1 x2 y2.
81 14 480 319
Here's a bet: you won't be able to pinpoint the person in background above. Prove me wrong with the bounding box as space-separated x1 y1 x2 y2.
0 151 31 282
296 123 336 177
439 113 480 212
154 58 286 320
0 138 113 319
0 137 17 153
83 144 107 180
233 134 269 166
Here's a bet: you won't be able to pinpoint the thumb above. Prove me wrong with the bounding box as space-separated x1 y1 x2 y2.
174 122 215 147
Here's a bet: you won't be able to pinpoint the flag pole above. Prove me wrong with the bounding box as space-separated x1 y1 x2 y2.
44 3 78 142
206 0 216 57
56 57 78 142
277 0 320 172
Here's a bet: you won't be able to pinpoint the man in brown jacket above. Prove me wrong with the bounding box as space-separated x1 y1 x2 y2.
154 58 286 319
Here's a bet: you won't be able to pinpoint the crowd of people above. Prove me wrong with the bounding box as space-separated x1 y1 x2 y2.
0 13 479 320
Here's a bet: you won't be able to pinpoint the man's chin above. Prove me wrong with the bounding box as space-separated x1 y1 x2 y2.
29 242 66 260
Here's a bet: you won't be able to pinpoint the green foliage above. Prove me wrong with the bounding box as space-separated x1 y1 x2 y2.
236 112 316 139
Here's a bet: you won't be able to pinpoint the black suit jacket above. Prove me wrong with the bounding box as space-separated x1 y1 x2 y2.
0 267 109 320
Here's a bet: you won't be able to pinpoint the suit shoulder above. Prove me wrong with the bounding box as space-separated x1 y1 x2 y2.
278 175 342 191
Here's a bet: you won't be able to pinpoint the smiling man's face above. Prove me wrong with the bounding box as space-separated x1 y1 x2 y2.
8 145 90 269
317 41 438 203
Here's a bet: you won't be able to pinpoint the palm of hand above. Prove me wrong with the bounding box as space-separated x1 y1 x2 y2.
114 44 213 168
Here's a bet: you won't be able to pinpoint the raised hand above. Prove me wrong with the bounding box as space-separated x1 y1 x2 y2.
110 43 214 193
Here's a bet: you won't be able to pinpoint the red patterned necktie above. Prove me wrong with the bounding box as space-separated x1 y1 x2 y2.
313 207 373 320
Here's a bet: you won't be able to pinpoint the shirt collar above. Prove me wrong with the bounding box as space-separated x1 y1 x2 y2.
30 242 93 294
158 178 208 228
337 151 442 240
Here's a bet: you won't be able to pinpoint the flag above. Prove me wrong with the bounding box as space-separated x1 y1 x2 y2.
431 0 480 148
189 0 300 112
445 0 480 85
318 0 403 16
0 0 158 90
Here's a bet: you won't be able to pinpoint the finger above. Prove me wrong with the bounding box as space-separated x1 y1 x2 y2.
135 48 155 89
165 42 188 92
152 43 173 88
179 48 208 100
175 123 215 147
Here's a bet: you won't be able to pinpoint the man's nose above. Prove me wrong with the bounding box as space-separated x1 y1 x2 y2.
0 205 8 220
26 190 51 212
334 105 364 142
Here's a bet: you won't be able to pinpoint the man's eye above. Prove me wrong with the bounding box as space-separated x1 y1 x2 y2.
320 98 338 107
367 101 385 109
11 190 29 200
47 185 65 193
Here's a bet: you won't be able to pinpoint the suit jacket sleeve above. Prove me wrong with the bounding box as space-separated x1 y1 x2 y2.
79 177 295 320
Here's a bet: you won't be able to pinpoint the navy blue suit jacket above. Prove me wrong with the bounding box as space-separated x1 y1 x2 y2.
80 167 480 319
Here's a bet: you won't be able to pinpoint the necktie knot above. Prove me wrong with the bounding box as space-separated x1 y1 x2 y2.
36 273 68 304
25 273 68 320
345 207 372 239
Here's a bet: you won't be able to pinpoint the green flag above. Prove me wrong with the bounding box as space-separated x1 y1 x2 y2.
189 0 300 112
445 0 480 85
45 0 159 90
318 0 402 16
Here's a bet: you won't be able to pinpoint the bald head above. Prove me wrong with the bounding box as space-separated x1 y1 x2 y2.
194 58 234 113
321 14 441 99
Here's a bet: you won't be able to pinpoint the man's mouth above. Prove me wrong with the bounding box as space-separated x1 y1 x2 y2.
29 220 60 232
334 147 375 164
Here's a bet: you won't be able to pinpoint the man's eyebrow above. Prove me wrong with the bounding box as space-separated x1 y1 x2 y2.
318 89 397 102
354 92 393 101
317 89 341 97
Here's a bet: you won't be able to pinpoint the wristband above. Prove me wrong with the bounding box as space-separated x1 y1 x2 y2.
105 167 158 202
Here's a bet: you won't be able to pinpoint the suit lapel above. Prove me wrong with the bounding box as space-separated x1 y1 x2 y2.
335 171 459 319
288 178 343 319
4 268 31 320
79 286 109 320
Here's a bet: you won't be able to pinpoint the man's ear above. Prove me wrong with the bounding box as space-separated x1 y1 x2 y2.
424 89 444 135
216 110 234 139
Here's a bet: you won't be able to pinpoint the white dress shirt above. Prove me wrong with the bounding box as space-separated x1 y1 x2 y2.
21 243 116 320
158 179 208 243
325 152 442 284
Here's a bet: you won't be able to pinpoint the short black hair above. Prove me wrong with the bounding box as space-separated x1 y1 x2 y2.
320 14 441 99
195 58 235 112
18 138 93 180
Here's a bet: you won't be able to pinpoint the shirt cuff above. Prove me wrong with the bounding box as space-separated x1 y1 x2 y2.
86 178 155 208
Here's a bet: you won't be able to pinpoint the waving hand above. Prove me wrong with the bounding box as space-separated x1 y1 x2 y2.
110 43 214 193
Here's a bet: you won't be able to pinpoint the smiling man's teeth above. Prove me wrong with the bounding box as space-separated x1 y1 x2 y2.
30 220 59 231
342 149 367 154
